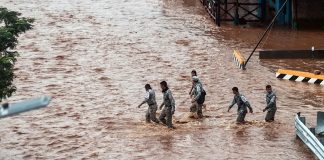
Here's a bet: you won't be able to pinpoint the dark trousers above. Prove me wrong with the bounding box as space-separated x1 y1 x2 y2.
159 107 173 128
265 108 277 122
236 110 247 123
146 104 159 123
190 102 203 118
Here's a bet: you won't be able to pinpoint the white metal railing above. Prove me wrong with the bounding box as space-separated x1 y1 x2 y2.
0 96 51 119
295 114 324 160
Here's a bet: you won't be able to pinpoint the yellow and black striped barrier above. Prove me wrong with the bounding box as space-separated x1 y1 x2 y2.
276 69 324 85
233 50 246 69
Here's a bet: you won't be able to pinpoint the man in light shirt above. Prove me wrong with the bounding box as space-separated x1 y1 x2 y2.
138 84 159 123
190 76 205 118
189 70 206 110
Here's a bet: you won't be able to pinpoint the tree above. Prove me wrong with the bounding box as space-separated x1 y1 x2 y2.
0 7 34 102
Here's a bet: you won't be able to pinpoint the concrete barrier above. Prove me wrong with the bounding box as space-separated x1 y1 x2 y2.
260 50 324 59
276 69 324 85
233 50 246 69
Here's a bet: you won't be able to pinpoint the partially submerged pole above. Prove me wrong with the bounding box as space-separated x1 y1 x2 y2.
243 0 289 69
0 96 51 119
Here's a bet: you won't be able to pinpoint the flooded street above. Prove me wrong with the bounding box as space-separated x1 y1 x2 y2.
1 0 324 159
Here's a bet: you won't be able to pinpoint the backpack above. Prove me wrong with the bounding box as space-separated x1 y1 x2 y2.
197 89 206 104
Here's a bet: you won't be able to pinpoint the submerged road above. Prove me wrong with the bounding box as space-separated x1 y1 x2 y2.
1 0 324 159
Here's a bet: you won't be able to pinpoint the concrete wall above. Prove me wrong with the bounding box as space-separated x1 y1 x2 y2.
297 0 324 20
297 0 324 27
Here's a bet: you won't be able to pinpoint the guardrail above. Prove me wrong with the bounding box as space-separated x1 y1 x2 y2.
295 113 324 160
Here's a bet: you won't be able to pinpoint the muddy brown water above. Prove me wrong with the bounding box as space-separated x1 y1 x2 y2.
1 0 324 159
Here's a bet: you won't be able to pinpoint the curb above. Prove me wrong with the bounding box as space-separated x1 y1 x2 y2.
276 69 324 85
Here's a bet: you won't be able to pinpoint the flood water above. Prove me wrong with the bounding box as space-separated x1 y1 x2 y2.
1 0 324 159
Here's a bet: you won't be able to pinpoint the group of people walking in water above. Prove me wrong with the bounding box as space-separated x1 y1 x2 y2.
137 70 277 129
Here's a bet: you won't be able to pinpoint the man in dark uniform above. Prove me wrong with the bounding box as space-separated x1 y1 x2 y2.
228 87 253 123
263 85 277 122
159 81 176 129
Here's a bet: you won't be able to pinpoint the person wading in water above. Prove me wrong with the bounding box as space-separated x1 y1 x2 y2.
159 81 176 129
263 85 277 122
227 87 253 124
137 84 160 123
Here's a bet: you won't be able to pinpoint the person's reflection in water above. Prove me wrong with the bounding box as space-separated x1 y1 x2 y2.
229 127 249 153
234 126 248 141
159 135 174 152
236 128 247 137
262 124 279 141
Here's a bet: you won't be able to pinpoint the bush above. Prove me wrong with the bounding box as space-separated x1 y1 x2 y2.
0 7 34 102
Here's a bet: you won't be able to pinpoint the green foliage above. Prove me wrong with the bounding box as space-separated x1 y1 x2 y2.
0 7 34 102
